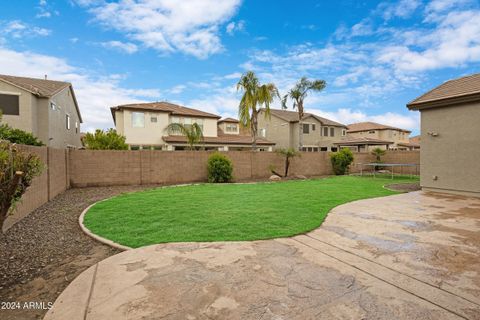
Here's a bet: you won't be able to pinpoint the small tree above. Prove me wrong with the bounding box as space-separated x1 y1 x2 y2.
371 147 386 170
371 147 386 162
207 152 233 183
330 148 354 175
0 140 43 231
83 129 128 150
166 123 203 150
275 148 300 177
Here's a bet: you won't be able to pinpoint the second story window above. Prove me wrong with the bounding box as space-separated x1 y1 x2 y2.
342 129 346 136
0 93 19 115
193 118 204 131
303 123 310 134
323 127 329 136
50 102 57 111
312 124 316 131
66 114 71 130
226 124 238 132
368 130 375 134
151 116 157 123
260 128 266 137
75 121 78 134
132 112 145 128
330 127 335 137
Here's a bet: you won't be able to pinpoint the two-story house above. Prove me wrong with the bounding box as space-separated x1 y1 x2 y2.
257 108 348 151
343 122 412 151
0 74 83 148
111 102 275 151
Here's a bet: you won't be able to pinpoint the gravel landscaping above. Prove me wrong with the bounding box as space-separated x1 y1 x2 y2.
0 185 152 320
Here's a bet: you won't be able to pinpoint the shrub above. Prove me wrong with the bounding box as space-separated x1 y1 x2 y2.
330 148 354 175
0 124 44 146
207 152 233 183
0 140 44 230
83 129 128 150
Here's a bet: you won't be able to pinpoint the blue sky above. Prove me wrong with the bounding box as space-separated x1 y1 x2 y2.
1 0 480 134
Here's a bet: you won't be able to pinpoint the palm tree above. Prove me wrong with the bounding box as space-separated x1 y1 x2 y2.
165 123 203 150
276 148 300 177
237 71 279 150
282 77 326 151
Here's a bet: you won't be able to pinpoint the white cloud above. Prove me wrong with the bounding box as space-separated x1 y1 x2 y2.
226 20 245 35
223 72 242 80
2 20 51 38
168 84 186 94
76 0 242 59
0 47 160 132
100 40 138 54
378 9 480 71
380 0 421 20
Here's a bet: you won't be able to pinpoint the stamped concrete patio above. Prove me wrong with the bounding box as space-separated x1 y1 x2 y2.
45 191 480 320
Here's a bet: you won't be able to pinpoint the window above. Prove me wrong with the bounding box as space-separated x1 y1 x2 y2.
368 130 375 134
66 114 71 130
132 112 145 128
184 117 192 128
260 128 266 137
313 147 318 152
331 147 338 152
171 116 180 124
130 145 140 150
330 127 335 137
226 124 238 132
323 127 329 136
312 124 316 131
193 118 204 131
50 102 57 111
151 116 157 123
0 94 19 115
303 123 310 134
320 147 328 151
342 129 346 136
75 121 78 134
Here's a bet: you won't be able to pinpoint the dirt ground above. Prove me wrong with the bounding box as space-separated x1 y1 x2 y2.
0 185 152 320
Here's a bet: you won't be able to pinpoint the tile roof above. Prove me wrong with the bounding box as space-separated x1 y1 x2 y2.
334 137 394 146
0 74 71 98
111 102 221 120
265 108 347 127
409 135 420 144
218 117 239 123
347 122 411 133
162 134 275 145
407 73 480 109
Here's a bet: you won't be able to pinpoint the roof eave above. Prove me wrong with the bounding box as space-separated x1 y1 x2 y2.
407 92 480 110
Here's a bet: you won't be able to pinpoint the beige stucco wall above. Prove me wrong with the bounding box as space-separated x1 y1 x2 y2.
117 109 219 146
420 102 480 197
0 81 81 148
257 112 292 149
48 87 82 148
0 81 34 133
258 112 346 150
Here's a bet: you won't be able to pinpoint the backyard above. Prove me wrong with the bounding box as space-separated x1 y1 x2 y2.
84 176 418 247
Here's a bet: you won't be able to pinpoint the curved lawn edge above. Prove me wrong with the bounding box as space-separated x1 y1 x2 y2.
79 201 133 251
80 177 418 249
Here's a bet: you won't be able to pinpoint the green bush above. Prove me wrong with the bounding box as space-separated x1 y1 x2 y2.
330 148 354 175
207 152 233 183
0 124 44 146
83 129 128 150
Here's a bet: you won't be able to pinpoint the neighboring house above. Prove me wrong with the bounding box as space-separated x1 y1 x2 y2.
111 102 275 151
257 108 347 151
346 122 411 150
407 73 480 197
0 74 82 148
402 135 420 150
334 137 394 152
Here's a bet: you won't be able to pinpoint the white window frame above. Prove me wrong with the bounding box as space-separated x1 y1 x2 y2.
66 114 71 130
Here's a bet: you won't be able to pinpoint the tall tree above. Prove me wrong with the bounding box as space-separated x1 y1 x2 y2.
237 71 279 150
166 123 203 150
282 77 326 151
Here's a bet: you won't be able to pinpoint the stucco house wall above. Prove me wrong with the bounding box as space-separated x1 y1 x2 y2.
420 102 480 197
257 112 292 149
0 81 82 148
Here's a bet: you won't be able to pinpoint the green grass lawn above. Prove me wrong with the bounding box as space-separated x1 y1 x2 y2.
83 176 418 248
